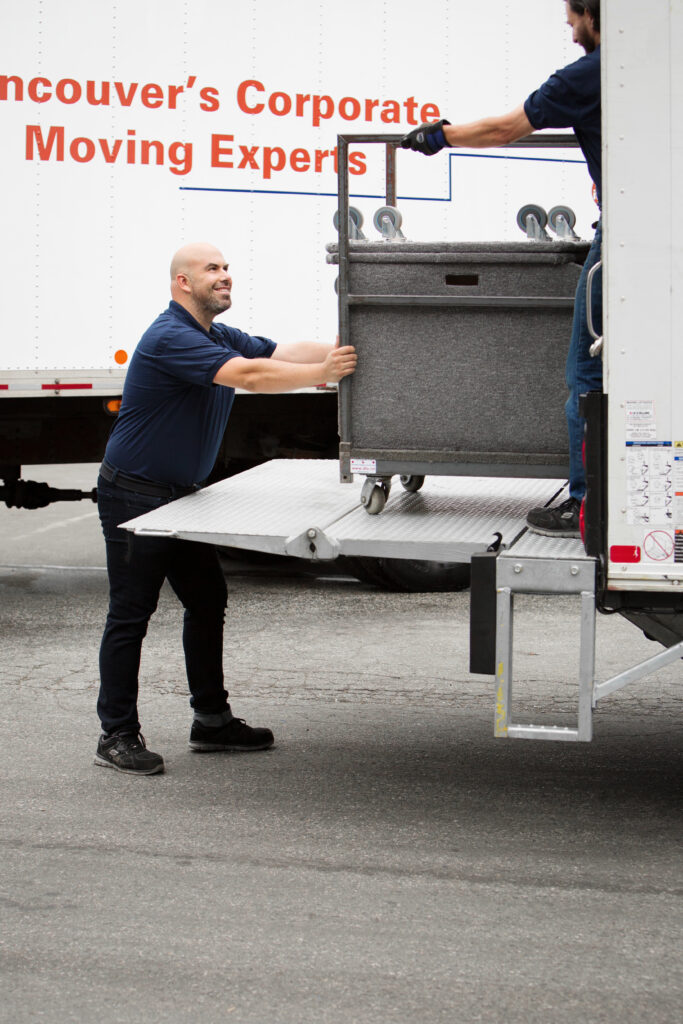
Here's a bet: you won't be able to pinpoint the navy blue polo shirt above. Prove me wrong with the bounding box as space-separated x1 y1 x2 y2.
524 46 601 204
105 301 276 486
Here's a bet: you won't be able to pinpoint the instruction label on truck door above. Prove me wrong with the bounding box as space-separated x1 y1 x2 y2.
625 443 672 525
625 401 657 442
673 451 683 525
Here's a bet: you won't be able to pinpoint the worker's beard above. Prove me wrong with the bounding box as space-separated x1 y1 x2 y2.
577 25 598 53
194 289 232 320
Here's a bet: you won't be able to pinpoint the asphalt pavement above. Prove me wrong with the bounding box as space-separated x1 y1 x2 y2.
1 465 681 1024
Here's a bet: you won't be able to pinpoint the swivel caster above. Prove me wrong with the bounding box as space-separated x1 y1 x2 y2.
548 205 580 240
516 204 550 241
373 206 405 241
400 474 425 493
360 477 392 515
333 206 366 240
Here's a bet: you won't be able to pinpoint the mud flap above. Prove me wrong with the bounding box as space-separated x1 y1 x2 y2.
469 550 500 675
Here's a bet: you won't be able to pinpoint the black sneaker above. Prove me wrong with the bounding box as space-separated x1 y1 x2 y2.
94 731 165 775
526 496 581 538
189 717 274 752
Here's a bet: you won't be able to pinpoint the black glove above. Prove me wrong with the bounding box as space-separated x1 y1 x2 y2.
400 119 451 155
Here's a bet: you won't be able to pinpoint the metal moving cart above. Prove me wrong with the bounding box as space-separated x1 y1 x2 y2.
330 133 589 513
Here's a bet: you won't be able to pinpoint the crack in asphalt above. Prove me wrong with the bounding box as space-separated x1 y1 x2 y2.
1 838 681 898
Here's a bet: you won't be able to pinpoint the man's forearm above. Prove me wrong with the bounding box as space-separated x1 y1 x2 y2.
443 105 533 149
214 344 356 391
443 119 512 148
217 357 327 393
272 341 331 364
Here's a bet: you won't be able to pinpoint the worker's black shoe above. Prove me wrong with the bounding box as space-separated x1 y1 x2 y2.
94 731 165 775
526 496 581 538
189 717 274 752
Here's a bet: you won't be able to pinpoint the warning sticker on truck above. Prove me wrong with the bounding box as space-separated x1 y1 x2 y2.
610 544 641 564
625 400 657 442
675 531 683 563
674 453 683 523
642 530 674 562
625 444 672 525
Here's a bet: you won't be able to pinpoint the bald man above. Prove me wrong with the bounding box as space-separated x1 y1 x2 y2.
95 243 356 776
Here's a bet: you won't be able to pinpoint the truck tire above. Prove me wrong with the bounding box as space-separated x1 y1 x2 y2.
340 557 471 593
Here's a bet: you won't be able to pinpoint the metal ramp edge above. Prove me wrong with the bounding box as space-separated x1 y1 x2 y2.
122 459 570 563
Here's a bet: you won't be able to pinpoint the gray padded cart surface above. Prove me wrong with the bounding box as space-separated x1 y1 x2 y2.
328 239 590 480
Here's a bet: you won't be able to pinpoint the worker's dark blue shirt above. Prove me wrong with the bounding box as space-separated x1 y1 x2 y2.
105 301 276 486
524 46 601 204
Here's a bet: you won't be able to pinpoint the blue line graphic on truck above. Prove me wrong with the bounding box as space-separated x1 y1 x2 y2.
180 151 586 203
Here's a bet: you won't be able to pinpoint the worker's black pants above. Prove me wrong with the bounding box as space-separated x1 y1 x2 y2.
97 474 229 735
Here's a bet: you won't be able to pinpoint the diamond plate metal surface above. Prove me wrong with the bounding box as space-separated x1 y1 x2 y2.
502 532 587 560
122 460 356 551
333 476 568 560
122 460 572 561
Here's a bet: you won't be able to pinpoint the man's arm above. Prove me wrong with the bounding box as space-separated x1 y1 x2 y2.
402 104 534 154
213 341 356 392
443 104 534 148
270 340 333 364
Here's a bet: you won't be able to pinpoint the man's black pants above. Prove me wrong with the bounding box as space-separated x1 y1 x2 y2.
97 473 229 735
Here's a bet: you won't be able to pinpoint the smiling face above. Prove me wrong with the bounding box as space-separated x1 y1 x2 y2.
565 2 600 52
170 243 232 327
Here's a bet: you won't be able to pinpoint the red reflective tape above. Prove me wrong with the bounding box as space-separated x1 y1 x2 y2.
41 383 93 390
0 384 8 390
610 545 641 564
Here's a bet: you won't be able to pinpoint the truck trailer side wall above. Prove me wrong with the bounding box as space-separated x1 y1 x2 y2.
0 1 597 503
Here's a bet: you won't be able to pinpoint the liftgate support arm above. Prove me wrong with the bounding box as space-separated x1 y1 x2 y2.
494 554 597 742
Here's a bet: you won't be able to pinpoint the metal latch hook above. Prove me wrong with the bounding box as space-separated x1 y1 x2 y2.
586 259 603 356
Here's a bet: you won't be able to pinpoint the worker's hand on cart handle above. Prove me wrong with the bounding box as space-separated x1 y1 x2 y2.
400 119 451 155
322 342 357 384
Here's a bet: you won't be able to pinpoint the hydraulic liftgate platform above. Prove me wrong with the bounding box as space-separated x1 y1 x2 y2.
121 459 678 743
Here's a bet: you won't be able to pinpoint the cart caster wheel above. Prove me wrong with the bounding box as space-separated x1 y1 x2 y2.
516 204 550 240
360 478 390 515
548 205 576 231
333 206 366 239
373 206 405 240
400 474 425 493
516 203 547 232
548 205 579 239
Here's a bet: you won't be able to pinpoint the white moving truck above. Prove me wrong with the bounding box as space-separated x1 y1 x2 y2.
121 0 683 739
0 0 595 517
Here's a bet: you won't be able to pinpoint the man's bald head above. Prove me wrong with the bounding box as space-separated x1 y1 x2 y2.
169 242 232 329
170 242 225 282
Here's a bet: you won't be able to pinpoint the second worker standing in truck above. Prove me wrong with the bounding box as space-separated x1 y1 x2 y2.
401 0 602 539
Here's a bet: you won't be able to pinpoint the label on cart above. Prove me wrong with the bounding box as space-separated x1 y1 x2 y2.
350 458 377 474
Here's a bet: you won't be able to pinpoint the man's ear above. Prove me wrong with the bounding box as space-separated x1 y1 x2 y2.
175 273 192 294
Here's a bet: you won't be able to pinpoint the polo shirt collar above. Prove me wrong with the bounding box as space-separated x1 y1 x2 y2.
168 300 219 339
